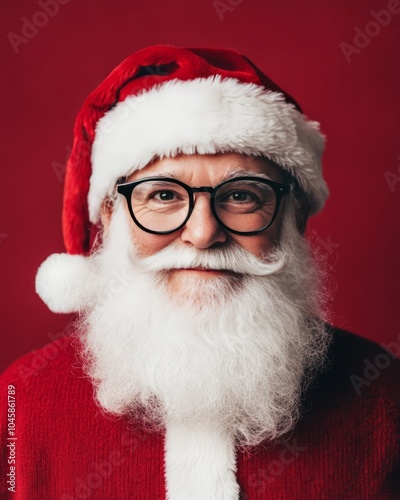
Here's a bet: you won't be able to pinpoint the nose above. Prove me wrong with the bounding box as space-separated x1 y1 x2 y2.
180 193 227 249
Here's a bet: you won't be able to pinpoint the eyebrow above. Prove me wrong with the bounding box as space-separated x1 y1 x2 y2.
222 169 275 181
131 168 276 184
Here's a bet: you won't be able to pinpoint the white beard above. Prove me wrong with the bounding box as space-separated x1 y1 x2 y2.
76 198 330 447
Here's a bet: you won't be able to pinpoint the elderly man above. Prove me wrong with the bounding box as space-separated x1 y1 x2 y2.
1 45 399 500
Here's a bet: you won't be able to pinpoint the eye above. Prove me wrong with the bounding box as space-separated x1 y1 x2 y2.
147 188 187 207
216 179 277 215
153 190 177 201
217 190 261 215
220 189 261 207
225 191 258 203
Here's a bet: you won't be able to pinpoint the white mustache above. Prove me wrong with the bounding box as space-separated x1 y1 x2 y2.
129 242 288 277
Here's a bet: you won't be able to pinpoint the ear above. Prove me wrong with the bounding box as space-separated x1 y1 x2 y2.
279 169 310 235
100 197 114 233
293 189 310 235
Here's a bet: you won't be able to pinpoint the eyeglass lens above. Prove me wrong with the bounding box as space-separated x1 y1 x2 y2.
130 179 277 233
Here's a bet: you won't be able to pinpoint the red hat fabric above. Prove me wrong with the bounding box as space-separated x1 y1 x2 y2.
36 44 328 313
63 44 327 255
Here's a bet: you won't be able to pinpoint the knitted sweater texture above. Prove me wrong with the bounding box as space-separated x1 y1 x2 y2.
1 328 399 500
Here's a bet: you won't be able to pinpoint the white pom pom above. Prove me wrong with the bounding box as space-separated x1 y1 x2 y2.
35 253 91 314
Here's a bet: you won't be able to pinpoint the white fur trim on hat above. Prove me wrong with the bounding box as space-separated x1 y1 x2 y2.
35 253 92 314
164 421 239 500
90 76 328 223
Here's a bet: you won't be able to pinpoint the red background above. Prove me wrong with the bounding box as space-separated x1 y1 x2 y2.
1 0 399 371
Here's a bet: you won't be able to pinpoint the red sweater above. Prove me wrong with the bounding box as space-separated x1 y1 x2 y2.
1 328 399 500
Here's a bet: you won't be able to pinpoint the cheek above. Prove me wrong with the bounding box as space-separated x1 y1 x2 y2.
231 234 277 258
129 224 178 257
129 224 282 258
121 202 176 256
230 200 287 257
230 221 283 258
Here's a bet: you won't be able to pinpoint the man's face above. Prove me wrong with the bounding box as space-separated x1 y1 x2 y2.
85 152 329 443
113 153 288 293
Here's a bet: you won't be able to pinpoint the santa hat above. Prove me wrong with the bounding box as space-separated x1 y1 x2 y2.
36 44 328 314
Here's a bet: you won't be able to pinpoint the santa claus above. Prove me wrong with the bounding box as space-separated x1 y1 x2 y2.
0 45 399 500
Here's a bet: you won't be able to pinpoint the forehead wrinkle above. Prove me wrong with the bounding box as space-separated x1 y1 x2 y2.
128 170 182 182
224 169 275 181
132 168 277 185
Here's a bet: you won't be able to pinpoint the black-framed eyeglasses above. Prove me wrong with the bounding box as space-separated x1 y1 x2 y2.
117 176 292 236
